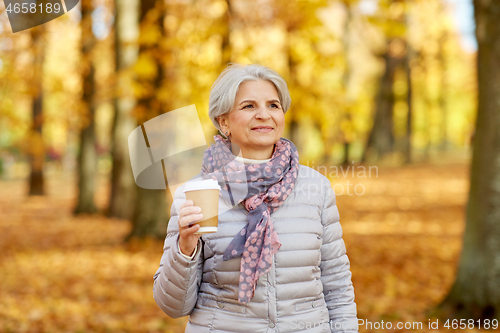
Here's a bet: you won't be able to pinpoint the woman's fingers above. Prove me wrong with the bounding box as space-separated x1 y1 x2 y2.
177 199 203 256
183 223 200 234
178 223 201 256
181 213 204 227
180 200 201 216
178 199 204 227
180 206 202 219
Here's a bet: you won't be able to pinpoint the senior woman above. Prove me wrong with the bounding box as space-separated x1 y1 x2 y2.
153 63 358 332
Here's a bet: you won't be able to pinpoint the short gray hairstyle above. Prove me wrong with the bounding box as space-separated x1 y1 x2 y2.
208 63 292 133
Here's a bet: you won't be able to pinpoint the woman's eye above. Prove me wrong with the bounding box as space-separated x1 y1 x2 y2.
243 104 253 109
271 104 279 108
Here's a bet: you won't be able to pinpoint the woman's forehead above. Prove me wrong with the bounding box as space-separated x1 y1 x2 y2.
236 80 279 99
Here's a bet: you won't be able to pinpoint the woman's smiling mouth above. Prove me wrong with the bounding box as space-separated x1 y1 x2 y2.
251 126 274 132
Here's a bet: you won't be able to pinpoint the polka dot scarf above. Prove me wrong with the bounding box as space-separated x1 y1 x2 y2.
201 134 299 304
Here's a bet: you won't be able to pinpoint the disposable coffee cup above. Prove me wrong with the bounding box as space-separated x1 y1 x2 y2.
183 179 221 234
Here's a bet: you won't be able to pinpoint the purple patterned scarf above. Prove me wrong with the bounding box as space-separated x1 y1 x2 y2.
201 134 299 304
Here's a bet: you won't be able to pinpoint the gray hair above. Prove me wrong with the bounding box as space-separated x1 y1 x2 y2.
208 63 292 133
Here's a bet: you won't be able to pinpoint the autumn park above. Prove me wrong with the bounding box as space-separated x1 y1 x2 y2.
0 0 499 332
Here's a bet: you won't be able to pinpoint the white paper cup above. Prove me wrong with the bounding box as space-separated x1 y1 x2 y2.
183 179 220 234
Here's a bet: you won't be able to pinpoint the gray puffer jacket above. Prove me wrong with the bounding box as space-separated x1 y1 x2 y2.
153 165 358 332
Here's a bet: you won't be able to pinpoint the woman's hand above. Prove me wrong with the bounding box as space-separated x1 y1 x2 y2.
178 200 203 257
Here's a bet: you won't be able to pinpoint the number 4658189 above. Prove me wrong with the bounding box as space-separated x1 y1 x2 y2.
443 319 498 330
6 2 62 14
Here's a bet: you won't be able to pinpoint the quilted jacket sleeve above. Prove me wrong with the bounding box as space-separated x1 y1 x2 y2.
152 187 204 318
319 179 359 332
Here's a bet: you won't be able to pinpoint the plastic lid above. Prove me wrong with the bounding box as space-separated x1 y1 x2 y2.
183 179 221 192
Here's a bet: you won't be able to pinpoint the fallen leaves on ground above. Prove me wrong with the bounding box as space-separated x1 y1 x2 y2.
0 162 485 332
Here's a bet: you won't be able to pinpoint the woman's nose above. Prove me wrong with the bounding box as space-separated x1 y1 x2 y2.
255 106 271 119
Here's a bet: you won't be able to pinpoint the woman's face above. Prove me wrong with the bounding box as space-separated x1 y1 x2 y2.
217 79 285 159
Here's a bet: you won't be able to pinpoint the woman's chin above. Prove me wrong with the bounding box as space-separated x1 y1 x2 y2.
250 130 278 139
250 135 275 142
249 138 279 149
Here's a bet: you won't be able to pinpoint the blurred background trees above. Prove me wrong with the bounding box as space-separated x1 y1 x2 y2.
0 0 478 237
0 0 477 230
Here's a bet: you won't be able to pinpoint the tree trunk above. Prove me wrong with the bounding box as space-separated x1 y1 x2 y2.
213 0 233 141
74 0 98 214
362 39 401 162
438 30 449 152
28 26 45 196
341 142 349 166
403 38 413 164
108 0 140 219
422 69 432 162
286 32 300 149
127 185 168 241
340 2 352 166
435 0 500 322
127 0 168 240
220 0 233 70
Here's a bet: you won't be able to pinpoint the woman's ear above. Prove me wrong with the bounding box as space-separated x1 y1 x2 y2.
217 115 228 133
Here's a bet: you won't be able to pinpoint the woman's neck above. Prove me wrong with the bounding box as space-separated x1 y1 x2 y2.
231 142 275 160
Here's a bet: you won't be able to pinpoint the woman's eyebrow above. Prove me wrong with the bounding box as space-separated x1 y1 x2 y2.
239 100 255 105
239 99 281 105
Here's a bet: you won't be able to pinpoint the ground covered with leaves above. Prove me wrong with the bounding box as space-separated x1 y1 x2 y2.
0 162 485 332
